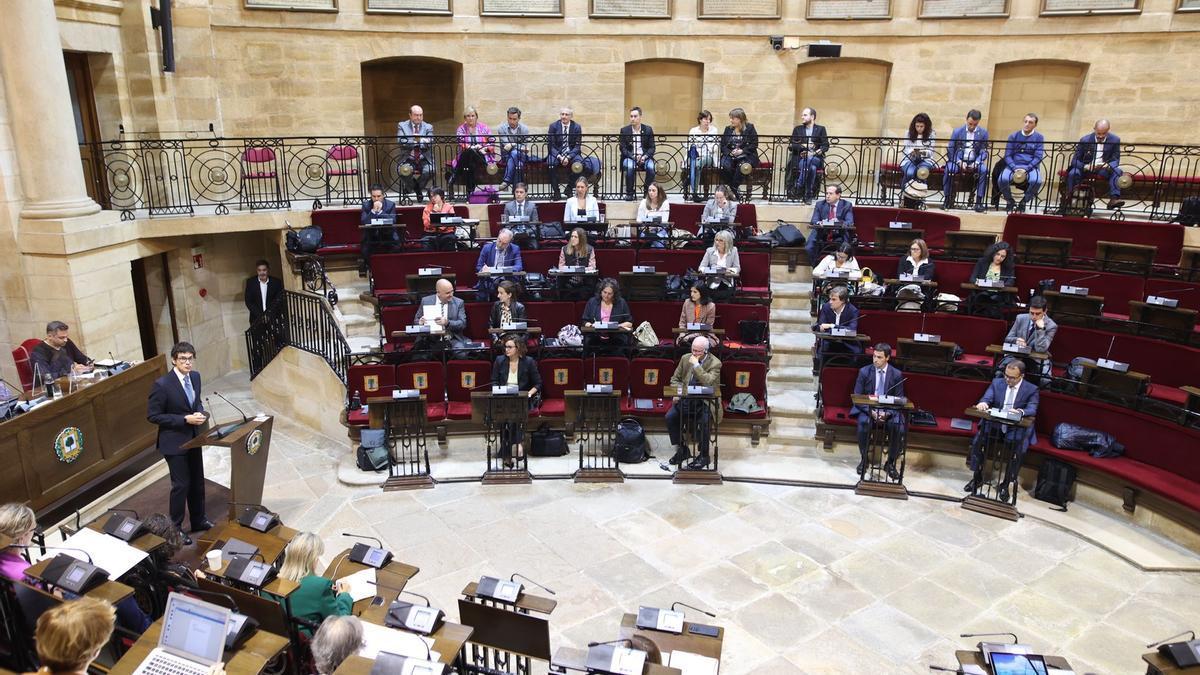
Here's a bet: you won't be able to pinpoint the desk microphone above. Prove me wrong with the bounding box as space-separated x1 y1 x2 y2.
208 391 249 439
928 666 963 674
587 639 634 648
186 586 240 612
342 532 383 549
6 544 94 565
670 601 715 618
1148 630 1197 648
884 376 908 395
1064 273 1100 287
511 572 555 595
1104 334 1117 360
212 391 249 423
960 632 1019 643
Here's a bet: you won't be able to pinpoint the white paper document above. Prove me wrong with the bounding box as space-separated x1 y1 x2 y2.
56 527 149 579
358 621 439 661
421 305 446 334
667 650 719 675
336 567 377 602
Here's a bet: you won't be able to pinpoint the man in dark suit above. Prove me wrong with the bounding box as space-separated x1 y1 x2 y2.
807 185 855 264
146 342 212 544
619 106 656 201
244 259 284 324
359 184 398 275
965 360 1040 503
548 107 583 200
474 228 524 301
851 343 906 478
789 107 829 202
396 105 434 200
943 109 990 212
415 279 471 358
1065 119 1124 210
812 286 862 367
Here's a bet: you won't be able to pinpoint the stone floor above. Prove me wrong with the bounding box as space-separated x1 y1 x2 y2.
195 370 1200 675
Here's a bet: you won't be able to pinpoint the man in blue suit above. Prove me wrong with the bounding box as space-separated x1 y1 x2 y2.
359 184 398 276
943 110 990 212
965 360 1040 503
997 113 1046 212
474 228 524 301
851 343 906 478
146 342 212 544
1065 119 1125 210
619 106 656 201
396 105 434 201
548 107 583 200
807 185 855 264
811 286 861 367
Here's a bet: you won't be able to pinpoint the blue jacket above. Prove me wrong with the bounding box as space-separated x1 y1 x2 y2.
1071 132 1121 172
475 241 524 273
812 301 862 353
1004 130 1045 171
851 363 906 418
948 124 990 165
810 199 854 225
978 376 1040 449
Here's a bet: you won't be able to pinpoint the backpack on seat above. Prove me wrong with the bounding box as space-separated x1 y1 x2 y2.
612 417 650 463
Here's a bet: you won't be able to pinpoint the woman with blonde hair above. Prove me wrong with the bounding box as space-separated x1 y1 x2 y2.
0 502 38 582
278 532 353 632
33 597 117 675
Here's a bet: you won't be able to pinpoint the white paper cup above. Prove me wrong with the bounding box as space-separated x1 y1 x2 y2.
205 549 223 569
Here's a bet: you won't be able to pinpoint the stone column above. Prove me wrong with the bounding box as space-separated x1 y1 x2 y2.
0 0 100 219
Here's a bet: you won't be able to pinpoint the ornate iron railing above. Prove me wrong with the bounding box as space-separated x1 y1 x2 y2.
246 289 350 384
81 133 1200 222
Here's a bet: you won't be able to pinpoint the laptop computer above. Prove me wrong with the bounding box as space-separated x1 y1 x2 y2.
133 592 231 675
990 652 1049 675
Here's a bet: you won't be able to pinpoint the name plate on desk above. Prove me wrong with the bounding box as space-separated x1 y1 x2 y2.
1097 358 1130 372
491 385 519 395
441 216 464 225
418 267 442 276
405 325 431 334
506 215 529 222
1147 295 1180 308
876 395 907 405
370 218 394 226
393 389 420 399
1002 342 1031 354
556 266 586 273
818 219 839 227
371 653 446 675
830 327 855 337
913 333 941 343
586 384 613 394
701 266 727 275
897 273 916 282
974 278 1004 288
888 221 913 229
636 606 685 634
500 322 527 331
686 385 714 395
989 408 1023 421
491 266 514 274
593 322 619 330
686 323 712 331
1060 285 1090 296
632 265 656 274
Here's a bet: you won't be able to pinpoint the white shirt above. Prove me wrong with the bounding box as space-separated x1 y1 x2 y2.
631 126 643 157
637 199 670 223
813 254 861 278
963 128 977 162
688 125 719 160
1094 138 1106 167
259 279 269 311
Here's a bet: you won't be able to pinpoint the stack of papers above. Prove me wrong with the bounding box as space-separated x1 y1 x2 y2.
667 651 719 675
56 527 149 578
336 567 378 602
358 621 439 661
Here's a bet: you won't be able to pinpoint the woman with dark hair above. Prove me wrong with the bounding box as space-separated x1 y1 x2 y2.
581 278 633 354
489 280 528 346
490 335 541 467
901 112 938 186
558 227 597 300
898 238 936 280
677 283 719 347
719 107 760 200
972 241 1016 283
686 110 719 202
421 188 457 251
812 241 860 279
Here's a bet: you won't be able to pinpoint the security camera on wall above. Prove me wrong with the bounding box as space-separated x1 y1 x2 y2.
769 36 785 51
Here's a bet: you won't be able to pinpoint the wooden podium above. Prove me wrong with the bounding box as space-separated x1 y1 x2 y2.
472 391 533 485
181 416 273 522
962 407 1030 521
565 390 622 483
664 386 722 486
851 394 912 500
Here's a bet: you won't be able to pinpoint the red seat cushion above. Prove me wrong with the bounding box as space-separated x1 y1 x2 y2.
1033 443 1200 514
445 401 473 420
620 397 670 416
539 400 565 416
425 403 446 422
1147 384 1188 405
347 409 368 426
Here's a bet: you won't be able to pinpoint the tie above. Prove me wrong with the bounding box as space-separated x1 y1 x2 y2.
876 369 885 395
441 302 447 320
518 202 523 217
182 375 195 407
1027 321 1036 341
1003 384 1017 410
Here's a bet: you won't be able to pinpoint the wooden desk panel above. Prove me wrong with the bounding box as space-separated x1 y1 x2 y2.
323 548 419 615
619 613 723 661
25 557 135 606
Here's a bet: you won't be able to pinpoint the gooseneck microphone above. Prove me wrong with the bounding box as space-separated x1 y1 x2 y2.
960 631 1019 643
342 532 383 549
399 589 432 607
670 601 716 618
212 390 249 423
1147 630 1197 648
511 573 556 595
7 544 94 565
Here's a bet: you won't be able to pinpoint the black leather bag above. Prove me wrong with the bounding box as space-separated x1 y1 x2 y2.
738 319 768 345
529 423 568 456
286 224 323 253
1033 457 1077 510
770 221 805 247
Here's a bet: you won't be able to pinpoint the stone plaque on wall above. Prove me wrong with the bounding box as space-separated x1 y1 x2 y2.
589 0 671 18
807 0 891 19
245 0 337 10
1041 0 1139 13
699 0 780 18
920 0 1007 17
482 0 562 15
367 0 451 13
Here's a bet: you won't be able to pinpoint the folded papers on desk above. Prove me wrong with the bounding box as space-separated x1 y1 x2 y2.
666 651 718 675
56 527 148 578
337 567 378 602
358 621 439 661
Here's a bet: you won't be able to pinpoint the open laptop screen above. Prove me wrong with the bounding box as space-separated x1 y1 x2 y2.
160 593 230 665
990 652 1048 675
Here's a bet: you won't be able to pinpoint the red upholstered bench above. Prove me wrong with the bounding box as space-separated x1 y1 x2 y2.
721 361 768 420
311 208 363 257
853 207 961 249
1003 213 1183 266
624 358 674 416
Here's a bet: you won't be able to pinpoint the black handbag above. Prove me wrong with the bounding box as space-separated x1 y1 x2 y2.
738 319 768 345
539 222 566 239
529 423 568 456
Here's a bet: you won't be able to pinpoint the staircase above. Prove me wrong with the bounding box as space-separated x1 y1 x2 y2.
323 267 382 354
768 265 819 449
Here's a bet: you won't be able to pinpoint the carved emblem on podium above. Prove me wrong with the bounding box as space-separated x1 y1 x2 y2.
246 429 264 456
54 427 84 464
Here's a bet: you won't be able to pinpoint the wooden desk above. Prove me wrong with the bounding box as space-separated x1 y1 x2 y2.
618 613 723 662
670 327 726 336
551 646 682 675
488 327 543 336
109 617 289 675
460 581 557 614
25 557 134 606
204 521 297 566
202 556 299 600
84 520 166 556
323 548 419 615
985 344 1050 363
333 603 474 672
1143 650 1200 674
954 649 1071 674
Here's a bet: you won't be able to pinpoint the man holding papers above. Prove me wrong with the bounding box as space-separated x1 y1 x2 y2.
415 279 470 358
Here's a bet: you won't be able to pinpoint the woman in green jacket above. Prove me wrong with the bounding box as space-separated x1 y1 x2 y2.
278 532 353 632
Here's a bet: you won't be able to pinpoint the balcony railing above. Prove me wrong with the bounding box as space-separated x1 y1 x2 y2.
246 290 350 384
79 134 1200 222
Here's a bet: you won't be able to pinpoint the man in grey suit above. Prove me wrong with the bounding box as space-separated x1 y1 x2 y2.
396 104 434 200
502 183 539 223
415 278 470 358
497 106 532 192
1004 294 1057 380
